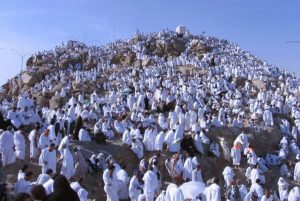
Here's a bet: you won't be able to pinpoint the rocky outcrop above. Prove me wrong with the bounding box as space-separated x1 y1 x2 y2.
21 72 37 87
49 96 63 109
36 95 49 107
252 79 267 91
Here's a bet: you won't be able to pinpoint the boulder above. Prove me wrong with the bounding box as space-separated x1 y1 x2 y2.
156 43 167 56
21 72 37 86
10 85 19 97
133 59 142 68
98 77 107 85
192 44 211 54
59 57 81 69
49 96 62 109
110 54 124 65
36 96 49 107
172 38 186 53
1 83 9 93
252 79 267 91
142 58 153 67
122 52 136 66
178 66 192 75
235 77 246 88
72 81 82 90
36 65 50 77
0 90 5 101
51 83 62 93
26 56 34 67
85 57 97 69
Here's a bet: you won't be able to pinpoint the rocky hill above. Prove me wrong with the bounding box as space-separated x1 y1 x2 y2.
1 29 299 200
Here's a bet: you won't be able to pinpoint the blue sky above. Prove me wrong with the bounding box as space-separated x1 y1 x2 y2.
0 0 300 84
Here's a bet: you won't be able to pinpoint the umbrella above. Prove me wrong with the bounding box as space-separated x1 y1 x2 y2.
180 181 205 199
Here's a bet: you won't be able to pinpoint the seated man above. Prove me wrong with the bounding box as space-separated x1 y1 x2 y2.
78 127 92 142
180 134 198 156
15 172 33 194
131 138 144 159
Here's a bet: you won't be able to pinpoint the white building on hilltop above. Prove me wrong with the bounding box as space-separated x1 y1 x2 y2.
176 25 186 36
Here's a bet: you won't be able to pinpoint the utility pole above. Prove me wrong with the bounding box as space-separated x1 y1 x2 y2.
10 47 31 73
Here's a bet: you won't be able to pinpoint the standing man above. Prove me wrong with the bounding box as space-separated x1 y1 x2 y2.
142 166 158 201
0 126 16 166
39 143 57 174
206 177 221 201
28 125 40 161
14 125 26 162
103 165 119 201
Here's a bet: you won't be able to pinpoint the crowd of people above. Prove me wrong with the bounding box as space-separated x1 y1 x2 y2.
0 29 300 201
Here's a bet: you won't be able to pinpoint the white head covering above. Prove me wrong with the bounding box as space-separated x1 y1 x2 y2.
96 153 104 159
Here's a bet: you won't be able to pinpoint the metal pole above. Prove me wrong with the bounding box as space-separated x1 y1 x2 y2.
10 47 30 73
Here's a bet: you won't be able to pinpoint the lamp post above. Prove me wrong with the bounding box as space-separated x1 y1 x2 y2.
10 47 31 73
